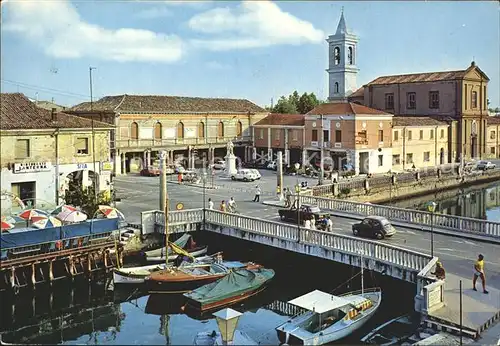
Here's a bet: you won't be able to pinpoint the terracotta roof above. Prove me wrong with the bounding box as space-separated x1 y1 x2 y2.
1 93 112 130
306 102 391 116
349 87 365 98
254 113 304 126
487 116 500 125
392 116 449 127
70 94 266 113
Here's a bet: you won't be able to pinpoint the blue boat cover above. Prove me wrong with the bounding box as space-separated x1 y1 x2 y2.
221 261 247 269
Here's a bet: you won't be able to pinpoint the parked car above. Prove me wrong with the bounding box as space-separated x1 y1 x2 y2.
476 161 496 170
278 204 330 224
352 216 396 240
249 169 262 179
212 160 226 170
231 169 258 182
140 166 160 177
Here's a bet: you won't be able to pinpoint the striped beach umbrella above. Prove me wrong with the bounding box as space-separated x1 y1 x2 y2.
56 209 88 223
97 205 125 220
51 205 77 215
18 209 49 221
31 216 63 229
1 216 15 231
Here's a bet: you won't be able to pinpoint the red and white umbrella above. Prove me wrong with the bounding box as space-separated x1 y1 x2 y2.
31 215 63 229
97 205 125 220
51 205 77 215
56 209 88 223
1 216 15 231
18 209 49 221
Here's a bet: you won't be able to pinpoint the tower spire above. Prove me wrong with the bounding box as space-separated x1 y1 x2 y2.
336 8 348 35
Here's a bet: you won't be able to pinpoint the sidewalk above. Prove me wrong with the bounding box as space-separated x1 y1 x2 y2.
427 272 500 336
261 200 500 244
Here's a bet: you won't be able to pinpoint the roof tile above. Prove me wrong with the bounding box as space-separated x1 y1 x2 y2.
392 116 449 127
306 102 391 116
487 116 500 125
366 70 467 86
1 93 112 130
255 113 304 126
70 94 266 113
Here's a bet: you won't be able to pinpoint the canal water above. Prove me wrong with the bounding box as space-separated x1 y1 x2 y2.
387 181 500 221
1 232 416 345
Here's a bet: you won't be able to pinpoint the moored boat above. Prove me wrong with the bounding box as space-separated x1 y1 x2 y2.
144 233 193 261
184 266 275 312
360 313 417 345
146 245 208 263
275 288 381 345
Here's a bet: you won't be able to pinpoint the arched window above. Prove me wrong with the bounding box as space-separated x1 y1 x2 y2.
218 121 224 139
198 121 205 138
154 122 162 140
130 122 138 140
348 47 353 65
236 121 243 137
334 47 340 65
334 82 339 94
177 122 184 139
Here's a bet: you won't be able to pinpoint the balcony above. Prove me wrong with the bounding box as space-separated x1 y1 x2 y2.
116 136 251 150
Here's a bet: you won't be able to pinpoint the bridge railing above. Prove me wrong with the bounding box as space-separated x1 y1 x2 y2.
299 195 500 239
204 210 431 272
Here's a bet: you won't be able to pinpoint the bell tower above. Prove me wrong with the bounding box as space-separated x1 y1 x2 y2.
326 8 359 102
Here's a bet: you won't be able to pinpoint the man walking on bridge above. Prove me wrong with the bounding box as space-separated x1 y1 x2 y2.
473 254 489 294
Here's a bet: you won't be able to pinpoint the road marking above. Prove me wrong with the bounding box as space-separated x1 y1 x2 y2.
403 230 416 235
437 248 457 252
463 240 477 246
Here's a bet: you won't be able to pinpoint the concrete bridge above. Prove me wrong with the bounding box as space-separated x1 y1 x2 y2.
141 208 499 339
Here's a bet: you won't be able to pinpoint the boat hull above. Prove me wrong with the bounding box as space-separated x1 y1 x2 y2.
146 274 225 293
146 246 207 263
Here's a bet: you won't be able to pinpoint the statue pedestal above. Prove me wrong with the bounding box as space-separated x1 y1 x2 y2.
225 154 238 177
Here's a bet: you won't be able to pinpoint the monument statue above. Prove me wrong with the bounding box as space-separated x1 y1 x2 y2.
226 140 234 156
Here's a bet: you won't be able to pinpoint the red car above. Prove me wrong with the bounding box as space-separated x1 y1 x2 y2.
140 167 160 177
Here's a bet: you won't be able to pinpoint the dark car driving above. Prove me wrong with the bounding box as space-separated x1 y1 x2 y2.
278 204 330 224
352 216 396 240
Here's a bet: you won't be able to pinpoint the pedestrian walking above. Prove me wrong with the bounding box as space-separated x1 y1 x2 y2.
285 188 292 208
253 185 261 202
431 262 446 280
310 216 316 230
208 198 214 210
326 217 333 232
473 254 489 294
219 200 227 212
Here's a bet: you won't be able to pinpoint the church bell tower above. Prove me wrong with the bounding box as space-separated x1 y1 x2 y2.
326 9 359 102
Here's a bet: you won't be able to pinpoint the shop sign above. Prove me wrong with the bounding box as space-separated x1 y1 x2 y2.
13 162 52 174
77 163 88 170
101 162 113 171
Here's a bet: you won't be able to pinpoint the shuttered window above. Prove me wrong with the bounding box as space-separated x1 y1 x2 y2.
154 122 162 139
236 121 243 137
177 122 184 139
15 139 30 158
76 138 89 155
218 122 224 138
198 122 205 138
130 122 139 140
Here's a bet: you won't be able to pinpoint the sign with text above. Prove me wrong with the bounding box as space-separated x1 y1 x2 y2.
101 162 113 171
13 162 52 174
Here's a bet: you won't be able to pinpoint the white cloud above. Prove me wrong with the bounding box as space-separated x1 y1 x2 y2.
188 1 324 51
136 6 173 19
163 1 212 8
3 0 183 63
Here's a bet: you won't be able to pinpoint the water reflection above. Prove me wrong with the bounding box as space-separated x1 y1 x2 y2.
390 182 500 221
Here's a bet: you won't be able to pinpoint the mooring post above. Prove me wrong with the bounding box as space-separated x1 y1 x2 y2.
68 256 75 278
49 260 54 284
31 263 36 288
103 250 108 271
10 267 16 290
87 253 92 281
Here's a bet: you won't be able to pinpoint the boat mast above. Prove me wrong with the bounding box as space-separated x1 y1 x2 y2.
160 151 170 267
360 246 364 296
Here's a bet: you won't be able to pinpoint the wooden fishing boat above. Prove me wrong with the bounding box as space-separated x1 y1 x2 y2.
145 261 250 293
113 250 211 285
360 313 418 345
183 266 275 312
143 233 192 260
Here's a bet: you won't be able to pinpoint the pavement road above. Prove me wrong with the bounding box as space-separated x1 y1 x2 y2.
114 173 500 292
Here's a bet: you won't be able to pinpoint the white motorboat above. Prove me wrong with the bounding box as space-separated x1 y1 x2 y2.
276 251 381 345
361 314 417 345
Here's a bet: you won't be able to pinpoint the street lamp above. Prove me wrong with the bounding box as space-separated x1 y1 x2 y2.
294 162 301 241
426 201 437 257
213 308 242 345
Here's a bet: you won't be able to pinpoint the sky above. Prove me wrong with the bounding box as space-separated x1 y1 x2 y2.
1 0 499 109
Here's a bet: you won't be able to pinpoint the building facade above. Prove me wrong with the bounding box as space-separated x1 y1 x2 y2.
486 117 500 159
0 93 113 213
252 113 305 164
391 117 450 171
68 95 268 174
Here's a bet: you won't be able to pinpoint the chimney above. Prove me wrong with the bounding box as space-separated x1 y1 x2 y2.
51 108 57 121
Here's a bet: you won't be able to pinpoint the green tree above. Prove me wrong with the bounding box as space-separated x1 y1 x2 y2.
271 90 323 114
64 179 110 217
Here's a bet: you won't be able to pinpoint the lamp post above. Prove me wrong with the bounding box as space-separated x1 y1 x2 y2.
294 162 301 241
426 201 437 257
213 308 242 345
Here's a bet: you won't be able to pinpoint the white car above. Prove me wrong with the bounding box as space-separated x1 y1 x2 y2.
476 161 496 170
249 169 262 179
231 169 257 182
212 160 226 170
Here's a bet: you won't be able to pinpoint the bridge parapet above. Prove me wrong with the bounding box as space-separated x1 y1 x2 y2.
299 195 500 239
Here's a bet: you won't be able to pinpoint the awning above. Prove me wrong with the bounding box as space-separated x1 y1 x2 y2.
288 290 351 314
